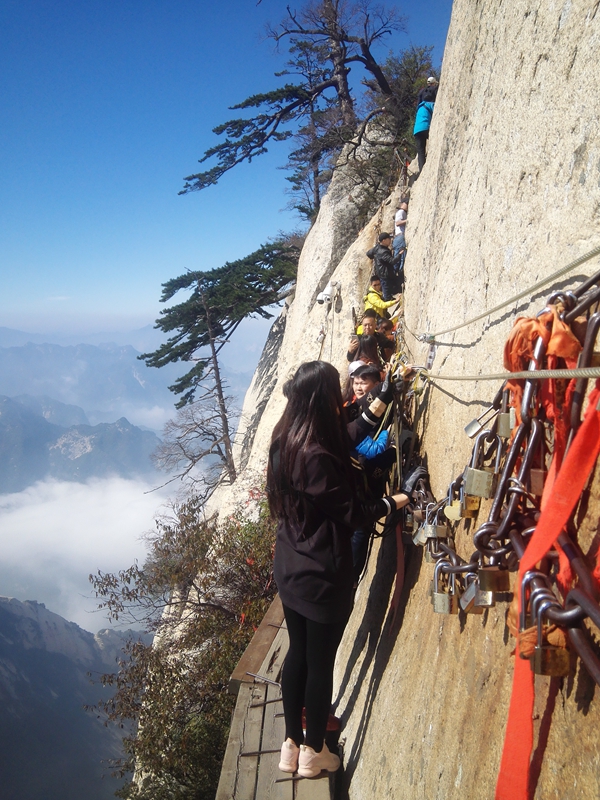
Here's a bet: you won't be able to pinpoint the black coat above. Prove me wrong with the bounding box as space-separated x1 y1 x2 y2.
366 243 401 280
272 417 394 623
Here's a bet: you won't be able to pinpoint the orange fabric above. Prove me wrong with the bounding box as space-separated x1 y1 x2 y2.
503 308 581 426
594 552 600 589
496 383 600 800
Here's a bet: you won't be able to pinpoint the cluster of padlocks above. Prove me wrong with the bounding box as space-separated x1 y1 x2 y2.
400 277 600 684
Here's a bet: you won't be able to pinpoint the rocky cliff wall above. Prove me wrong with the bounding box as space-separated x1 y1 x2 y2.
211 0 600 797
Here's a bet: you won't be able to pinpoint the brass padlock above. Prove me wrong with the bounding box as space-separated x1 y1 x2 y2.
478 565 511 593
461 488 480 518
531 604 570 676
532 645 570 676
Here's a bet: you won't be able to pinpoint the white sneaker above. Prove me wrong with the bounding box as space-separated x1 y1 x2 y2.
298 742 340 778
278 738 300 773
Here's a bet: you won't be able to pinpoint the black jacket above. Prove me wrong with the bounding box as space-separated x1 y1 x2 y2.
366 243 401 280
272 415 395 623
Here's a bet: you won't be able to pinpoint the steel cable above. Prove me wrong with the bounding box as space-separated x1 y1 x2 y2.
425 365 600 384
420 244 600 341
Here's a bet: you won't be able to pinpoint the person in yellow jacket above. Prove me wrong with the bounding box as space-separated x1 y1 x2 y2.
364 275 400 320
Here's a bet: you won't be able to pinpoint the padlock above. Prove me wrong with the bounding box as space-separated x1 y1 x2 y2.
421 503 437 540
424 520 449 539
497 407 516 439
444 500 462 521
528 468 546 496
443 478 463 521
478 565 511 593
531 600 570 676
432 561 459 614
464 405 499 438
460 486 480 517
412 523 428 546
463 431 502 499
459 574 483 614
474 588 495 608
527 430 547 496
404 510 414 531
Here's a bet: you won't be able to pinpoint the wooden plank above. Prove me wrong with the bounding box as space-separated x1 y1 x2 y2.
258 623 288 685
229 595 285 695
215 682 265 800
255 626 330 800
255 680 291 800
217 602 331 799
294 771 333 800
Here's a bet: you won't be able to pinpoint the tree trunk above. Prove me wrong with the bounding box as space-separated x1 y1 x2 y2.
322 0 356 126
199 290 237 484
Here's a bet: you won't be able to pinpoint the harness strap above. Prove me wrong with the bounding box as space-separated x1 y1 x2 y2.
495 382 600 800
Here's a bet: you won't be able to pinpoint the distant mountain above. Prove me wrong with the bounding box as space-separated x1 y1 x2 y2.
0 324 166 352
0 341 180 428
0 596 149 800
12 394 90 426
0 396 160 493
0 322 272 434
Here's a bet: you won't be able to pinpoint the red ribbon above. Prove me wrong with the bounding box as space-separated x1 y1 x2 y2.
496 383 600 800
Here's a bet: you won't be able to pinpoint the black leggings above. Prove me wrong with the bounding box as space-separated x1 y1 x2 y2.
281 605 346 750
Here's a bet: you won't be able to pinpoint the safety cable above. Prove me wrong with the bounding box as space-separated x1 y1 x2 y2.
420 244 600 342
425 365 600 384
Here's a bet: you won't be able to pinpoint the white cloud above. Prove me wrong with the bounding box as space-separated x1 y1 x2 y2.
0 477 171 632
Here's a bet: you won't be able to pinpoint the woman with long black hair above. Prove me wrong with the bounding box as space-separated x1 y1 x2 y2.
267 361 423 778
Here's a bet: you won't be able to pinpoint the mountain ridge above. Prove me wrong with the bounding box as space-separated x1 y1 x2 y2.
0 395 160 493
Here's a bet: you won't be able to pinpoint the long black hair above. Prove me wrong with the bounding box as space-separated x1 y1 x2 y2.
355 335 382 367
266 361 353 519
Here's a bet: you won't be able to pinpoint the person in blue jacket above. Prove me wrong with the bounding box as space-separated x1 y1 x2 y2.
413 84 437 173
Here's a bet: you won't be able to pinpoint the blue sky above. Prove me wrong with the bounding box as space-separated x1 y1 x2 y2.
1 0 452 336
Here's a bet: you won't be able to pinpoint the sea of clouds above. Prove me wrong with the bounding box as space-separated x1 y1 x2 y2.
0 476 172 632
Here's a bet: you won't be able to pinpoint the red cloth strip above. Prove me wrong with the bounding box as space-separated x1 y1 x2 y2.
496 383 600 800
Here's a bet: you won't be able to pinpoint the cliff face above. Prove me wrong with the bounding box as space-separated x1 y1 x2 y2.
212 1 600 797
0 597 147 800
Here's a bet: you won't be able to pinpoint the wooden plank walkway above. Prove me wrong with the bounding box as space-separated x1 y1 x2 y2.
216 601 333 800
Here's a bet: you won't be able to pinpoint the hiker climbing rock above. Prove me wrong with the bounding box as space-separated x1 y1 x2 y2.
366 232 404 300
413 80 437 174
364 274 400 319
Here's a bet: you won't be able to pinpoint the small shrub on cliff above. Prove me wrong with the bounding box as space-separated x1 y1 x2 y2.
89 494 277 800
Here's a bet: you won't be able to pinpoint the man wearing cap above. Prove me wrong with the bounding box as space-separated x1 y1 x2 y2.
366 232 403 301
